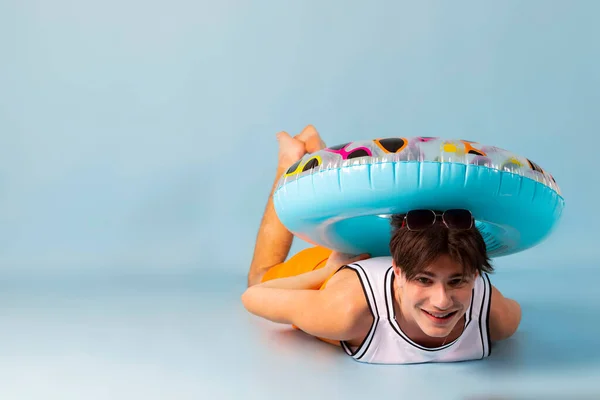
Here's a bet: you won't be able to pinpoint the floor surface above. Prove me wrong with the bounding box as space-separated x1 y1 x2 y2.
1 264 599 400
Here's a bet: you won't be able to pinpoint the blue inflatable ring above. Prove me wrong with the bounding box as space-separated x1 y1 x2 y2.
273 137 564 258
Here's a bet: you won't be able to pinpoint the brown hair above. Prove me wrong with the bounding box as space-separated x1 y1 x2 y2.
389 214 494 280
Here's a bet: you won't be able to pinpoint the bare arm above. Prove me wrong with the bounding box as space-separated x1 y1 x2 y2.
242 268 371 341
252 264 336 291
253 251 370 291
489 285 522 341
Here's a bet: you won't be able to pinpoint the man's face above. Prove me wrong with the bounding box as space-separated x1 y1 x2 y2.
394 254 477 338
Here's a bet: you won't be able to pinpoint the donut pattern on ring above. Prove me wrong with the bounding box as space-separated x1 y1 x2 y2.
279 137 560 196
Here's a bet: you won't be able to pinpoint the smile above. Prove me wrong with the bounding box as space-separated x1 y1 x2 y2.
422 309 457 322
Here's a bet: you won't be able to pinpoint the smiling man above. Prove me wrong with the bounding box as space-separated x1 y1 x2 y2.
242 125 522 364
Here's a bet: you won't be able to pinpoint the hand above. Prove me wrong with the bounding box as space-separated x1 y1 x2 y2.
324 251 371 273
277 125 327 169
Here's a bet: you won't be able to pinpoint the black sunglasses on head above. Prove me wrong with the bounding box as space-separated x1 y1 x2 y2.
402 209 474 231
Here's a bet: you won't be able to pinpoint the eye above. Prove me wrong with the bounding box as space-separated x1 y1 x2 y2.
449 278 467 287
416 277 432 285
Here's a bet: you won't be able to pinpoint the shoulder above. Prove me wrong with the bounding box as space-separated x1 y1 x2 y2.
325 257 392 309
487 278 522 342
322 267 370 314
318 266 375 340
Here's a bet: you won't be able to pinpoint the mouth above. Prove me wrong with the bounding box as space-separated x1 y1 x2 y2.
421 309 458 324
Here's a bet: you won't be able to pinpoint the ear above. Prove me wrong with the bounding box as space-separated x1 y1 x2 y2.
392 260 406 289
392 260 402 278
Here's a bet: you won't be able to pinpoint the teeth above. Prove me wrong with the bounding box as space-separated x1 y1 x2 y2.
426 311 452 318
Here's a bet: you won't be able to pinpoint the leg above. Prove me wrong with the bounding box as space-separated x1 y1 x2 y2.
260 245 333 283
247 125 326 287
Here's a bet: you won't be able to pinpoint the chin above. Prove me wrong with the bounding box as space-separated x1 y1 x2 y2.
421 325 455 338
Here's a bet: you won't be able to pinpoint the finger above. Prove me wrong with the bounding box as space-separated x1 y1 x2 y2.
350 253 371 261
338 252 370 260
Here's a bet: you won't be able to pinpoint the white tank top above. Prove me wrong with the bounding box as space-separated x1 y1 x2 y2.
339 257 492 364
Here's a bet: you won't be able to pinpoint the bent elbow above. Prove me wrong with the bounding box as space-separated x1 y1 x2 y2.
508 299 522 336
498 300 522 341
241 287 255 312
489 298 522 342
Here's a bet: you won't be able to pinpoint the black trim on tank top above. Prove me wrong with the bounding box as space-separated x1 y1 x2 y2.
484 273 493 357
478 273 488 359
338 263 380 360
466 288 475 326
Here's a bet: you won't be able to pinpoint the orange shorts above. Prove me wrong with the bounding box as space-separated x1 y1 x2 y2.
261 245 333 289
260 246 340 345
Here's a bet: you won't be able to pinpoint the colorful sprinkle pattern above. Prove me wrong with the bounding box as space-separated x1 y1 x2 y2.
279 137 561 195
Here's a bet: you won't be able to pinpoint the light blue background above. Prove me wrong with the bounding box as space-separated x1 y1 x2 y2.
1 1 599 399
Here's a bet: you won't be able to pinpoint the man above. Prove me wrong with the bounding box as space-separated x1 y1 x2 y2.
242 125 521 364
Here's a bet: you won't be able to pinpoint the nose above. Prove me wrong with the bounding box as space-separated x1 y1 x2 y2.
431 283 453 310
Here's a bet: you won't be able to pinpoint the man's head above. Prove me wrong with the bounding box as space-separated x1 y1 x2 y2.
389 211 494 339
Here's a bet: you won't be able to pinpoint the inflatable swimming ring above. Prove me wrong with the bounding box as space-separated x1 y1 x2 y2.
273 137 564 258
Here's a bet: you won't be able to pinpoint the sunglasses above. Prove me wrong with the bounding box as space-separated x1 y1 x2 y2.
402 209 474 231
